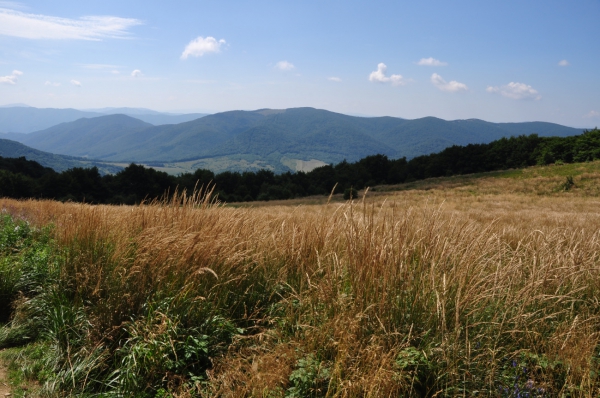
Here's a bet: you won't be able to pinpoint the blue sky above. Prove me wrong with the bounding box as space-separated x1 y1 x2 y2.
0 0 598 127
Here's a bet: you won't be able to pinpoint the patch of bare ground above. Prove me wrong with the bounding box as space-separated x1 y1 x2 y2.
0 360 10 397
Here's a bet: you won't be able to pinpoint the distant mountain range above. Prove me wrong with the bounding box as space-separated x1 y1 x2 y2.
0 106 208 133
0 106 587 174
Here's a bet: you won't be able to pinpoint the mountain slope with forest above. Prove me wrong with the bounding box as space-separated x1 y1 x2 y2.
0 138 121 174
1 128 599 204
19 115 153 158
11 107 585 173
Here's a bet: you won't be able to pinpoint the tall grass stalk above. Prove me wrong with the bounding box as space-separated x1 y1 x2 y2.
1 183 600 396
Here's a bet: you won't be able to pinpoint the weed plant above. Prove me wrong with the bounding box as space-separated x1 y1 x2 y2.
1 180 600 396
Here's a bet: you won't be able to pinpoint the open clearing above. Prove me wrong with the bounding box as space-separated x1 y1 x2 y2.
1 162 600 396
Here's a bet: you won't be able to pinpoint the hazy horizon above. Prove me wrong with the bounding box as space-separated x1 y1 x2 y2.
0 103 595 129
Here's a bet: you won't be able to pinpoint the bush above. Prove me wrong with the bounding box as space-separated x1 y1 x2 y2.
286 354 331 397
343 187 358 200
561 175 575 191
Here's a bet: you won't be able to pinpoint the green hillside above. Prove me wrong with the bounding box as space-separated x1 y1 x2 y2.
20 114 153 158
0 138 121 174
1 128 600 204
118 113 208 125
15 107 585 173
116 110 268 161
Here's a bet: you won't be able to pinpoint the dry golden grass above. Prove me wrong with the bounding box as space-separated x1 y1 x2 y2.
2 169 600 396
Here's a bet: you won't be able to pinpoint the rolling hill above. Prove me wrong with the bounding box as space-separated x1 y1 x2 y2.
18 115 154 158
8 107 586 173
84 107 209 125
0 138 122 174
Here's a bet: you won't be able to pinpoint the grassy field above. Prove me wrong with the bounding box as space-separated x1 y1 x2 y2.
1 162 600 397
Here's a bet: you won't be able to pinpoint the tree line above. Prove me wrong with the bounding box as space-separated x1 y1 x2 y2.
0 128 596 204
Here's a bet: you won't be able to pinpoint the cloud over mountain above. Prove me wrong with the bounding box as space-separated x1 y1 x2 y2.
369 63 404 86
430 73 468 92
417 57 447 66
487 82 541 100
584 110 599 119
0 69 22 84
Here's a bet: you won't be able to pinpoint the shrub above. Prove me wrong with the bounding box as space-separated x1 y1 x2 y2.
561 175 575 191
343 187 358 200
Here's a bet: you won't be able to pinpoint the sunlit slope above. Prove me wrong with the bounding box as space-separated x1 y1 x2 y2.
2 170 600 395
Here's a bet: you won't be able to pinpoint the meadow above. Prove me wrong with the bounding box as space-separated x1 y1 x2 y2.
1 163 600 397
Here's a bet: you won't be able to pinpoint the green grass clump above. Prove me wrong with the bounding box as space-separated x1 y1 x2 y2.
2 188 600 396
0 213 56 346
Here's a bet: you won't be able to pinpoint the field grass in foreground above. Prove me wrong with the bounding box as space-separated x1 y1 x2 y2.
1 162 600 396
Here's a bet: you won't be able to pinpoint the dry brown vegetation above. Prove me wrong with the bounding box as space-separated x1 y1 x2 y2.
1 167 600 396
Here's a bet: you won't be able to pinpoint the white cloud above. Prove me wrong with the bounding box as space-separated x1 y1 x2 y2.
430 73 468 92
131 69 142 77
558 60 570 67
275 61 295 71
0 7 141 40
0 69 22 84
368 63 405 86
80 63 120 69
181 36 225 59
70 79 81 87
486 82 541 100
417 57 448 66
44 81 60 86
327 76 341 82
584 110 599 118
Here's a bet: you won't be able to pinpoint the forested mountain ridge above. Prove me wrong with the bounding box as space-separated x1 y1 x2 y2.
12 107 584 173
1 128 599 204
18 115 153 158
0 138 121 174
